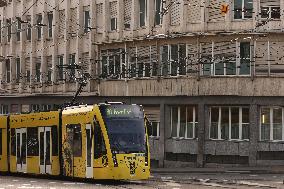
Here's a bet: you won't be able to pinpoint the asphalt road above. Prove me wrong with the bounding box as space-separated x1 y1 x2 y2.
1 172 284 189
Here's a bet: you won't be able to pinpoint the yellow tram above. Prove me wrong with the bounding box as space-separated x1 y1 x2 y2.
0 103 150 180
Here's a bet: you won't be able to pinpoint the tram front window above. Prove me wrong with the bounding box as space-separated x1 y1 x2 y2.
100 105 146 154
105 118 145 154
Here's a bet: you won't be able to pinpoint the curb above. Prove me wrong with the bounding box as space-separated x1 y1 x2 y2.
151 169 284 174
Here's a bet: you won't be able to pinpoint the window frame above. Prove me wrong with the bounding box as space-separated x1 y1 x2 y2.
260 6 280 19
209 106 250 141
16 58 21 83
0 128 2 156
84 9 91 33
233 0 253 20
139 0 147 27
170 106 198 139
6 59 11 83
148 121 160 138
260 107 284 142
47 12 53 38
154 0 163 26
36 14 43 40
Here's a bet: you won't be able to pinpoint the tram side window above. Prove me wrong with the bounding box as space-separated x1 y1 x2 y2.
0 129 2 156
73 124 82 157
94 121 106 159
27 127 39 156
11 128 16 156
52 126 58 156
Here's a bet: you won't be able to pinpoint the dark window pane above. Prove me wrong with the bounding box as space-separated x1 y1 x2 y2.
171 107 178 137
221 107 229 140
22 133 27 164
210 108 219 139
73 125 82 157
46 131 51 165
271 7 280 19
27 127 39 156
0 129 2 156
261 7 269 18
52 126 58 156
273 108 282 140
244 0 253 18
86 129 92 166
234 0 242 19
179 106 186 138
11 129 16 156
94 120 106 159
231 108 239 139
40 132 44 165
261 108 270 140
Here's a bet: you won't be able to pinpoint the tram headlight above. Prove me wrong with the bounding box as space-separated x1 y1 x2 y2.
112 154 118 167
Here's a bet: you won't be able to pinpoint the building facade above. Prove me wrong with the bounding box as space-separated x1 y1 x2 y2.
1 0 284 168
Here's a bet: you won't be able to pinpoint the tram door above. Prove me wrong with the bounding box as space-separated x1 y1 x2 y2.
16 128 27 173
39 127 52 174
86 124 93 178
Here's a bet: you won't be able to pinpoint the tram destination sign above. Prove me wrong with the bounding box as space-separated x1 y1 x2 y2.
101 105 143 119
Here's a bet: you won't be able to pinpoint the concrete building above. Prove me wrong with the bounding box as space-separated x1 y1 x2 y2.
1 0 284 168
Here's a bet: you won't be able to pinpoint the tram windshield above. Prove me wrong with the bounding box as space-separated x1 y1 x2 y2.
100 105 146 154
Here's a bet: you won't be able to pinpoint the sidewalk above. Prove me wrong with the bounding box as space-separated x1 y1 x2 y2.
151 166 284 174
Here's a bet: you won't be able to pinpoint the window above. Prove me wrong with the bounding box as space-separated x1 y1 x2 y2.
16 19 21 41
27 127 39 156
6 59 10 83
161 44 187 76
69 54 76 81
42 104 51 111
67 124 82 157
100 49 125 79
7 19 11 42
48 12 53 38
16 58 21 83
47 56 52 82
94 119 106 159
84 8 90 33
58 55 64 80
36 14 43 39
110 2 117 31
260 0 280 19
260 107 284 141
0 128 2 156
26 16 31 40
11 128 16 156
36 62 41 82
51 126 58 156
124 0 132 29
210 107 250 140
234 0 253 19
147 121 160 137
31 104 40 112
239 42 251 75
261 6 280 19
171 106 198 139
0 20 2 43
139 0 147 27
1 105 8 114
155 0 163 25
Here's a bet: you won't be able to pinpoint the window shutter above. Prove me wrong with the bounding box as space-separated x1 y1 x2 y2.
58 10 65 38
187 0 201 23
170 0 181 25
70 8 78 35
260 0 280 7
208 0 225 22
96 3 103 33
124 0 132 29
